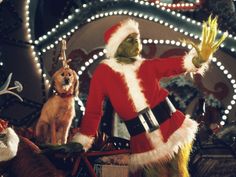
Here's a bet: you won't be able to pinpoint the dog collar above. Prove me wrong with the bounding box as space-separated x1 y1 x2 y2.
56 93 73 98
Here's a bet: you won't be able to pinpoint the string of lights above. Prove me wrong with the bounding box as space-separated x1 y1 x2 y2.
33 1 234 53
24 0 49 102
146 0 202 10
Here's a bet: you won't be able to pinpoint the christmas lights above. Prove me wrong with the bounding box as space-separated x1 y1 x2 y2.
24 0 49 95
146 0 202 10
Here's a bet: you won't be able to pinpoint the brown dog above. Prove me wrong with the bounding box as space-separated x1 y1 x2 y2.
35 67 79 144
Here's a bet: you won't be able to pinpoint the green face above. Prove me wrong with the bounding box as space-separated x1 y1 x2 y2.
115 33 141 58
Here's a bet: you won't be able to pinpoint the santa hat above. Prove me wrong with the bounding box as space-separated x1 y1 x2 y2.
104 19 140 58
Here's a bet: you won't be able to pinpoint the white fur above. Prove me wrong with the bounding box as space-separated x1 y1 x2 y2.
0 128 19 162
103 58 149 112
129 116 198 172
106 19 140 58
72 132 94 151
183 48 210 75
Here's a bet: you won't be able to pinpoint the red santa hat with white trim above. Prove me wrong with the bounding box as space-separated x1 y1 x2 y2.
104 19 140 58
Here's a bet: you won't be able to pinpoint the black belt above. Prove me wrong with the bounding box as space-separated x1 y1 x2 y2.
124 99 172 136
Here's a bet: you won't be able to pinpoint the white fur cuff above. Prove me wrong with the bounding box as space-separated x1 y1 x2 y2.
183 48 211 75
72 132 94 151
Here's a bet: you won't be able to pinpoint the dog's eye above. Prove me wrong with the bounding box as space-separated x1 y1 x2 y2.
61 73 65 76
68 73 71 76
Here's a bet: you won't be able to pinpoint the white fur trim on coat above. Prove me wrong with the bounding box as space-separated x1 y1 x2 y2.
106 19 140 58
183 48 211 75
72 132 94 151
102 58 149 112
129 116 198 172
0 128 19 162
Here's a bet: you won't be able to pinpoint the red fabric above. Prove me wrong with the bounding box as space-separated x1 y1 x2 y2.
130 111 186 153
160 111 185 142
130 133 154 153
104 23 121 44
79 57 187 152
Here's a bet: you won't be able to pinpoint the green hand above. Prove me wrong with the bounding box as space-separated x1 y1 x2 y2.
40 142 83 154
182 15 228 67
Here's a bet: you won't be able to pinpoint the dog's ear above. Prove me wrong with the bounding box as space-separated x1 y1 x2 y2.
73 71 79 97
48 79 55 98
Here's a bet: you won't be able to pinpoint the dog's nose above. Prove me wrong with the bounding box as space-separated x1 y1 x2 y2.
64 78 70 85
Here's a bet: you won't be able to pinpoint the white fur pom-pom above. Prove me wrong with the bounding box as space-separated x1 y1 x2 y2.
0 128 19 162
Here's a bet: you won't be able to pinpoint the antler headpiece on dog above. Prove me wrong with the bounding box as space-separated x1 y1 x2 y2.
59 40 71 68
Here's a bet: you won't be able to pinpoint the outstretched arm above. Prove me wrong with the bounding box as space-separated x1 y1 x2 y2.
151 16 227 79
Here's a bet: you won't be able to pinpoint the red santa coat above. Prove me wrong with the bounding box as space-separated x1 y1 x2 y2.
73 51 204 171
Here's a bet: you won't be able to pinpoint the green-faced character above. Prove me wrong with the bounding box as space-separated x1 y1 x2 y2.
115 33 142 64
